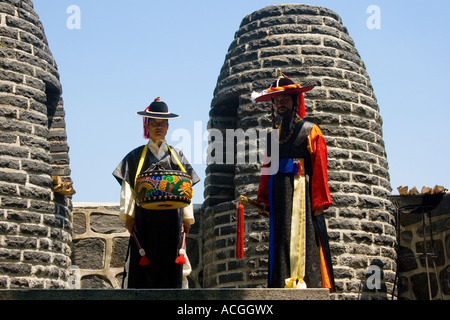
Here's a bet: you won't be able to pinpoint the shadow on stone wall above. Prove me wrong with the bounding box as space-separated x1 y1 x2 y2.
392 193 450 300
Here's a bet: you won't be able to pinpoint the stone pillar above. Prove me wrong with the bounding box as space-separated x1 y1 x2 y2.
0 0 74 288
203 4 396 299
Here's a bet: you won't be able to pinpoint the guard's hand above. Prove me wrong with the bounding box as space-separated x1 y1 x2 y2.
125 215 136 234
182 222 191 234
314 206 324 216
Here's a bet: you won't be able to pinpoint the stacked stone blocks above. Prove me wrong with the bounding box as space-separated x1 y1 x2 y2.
71 204 128 288
0 0 73 288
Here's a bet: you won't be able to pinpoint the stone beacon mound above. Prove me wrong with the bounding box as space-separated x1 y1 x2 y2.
0 0 74 288
203 4 396 299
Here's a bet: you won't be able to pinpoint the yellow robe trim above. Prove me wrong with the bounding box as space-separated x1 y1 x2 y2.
285 158 307 289
134 143 186 190
134 144 148 189
166 144 186 173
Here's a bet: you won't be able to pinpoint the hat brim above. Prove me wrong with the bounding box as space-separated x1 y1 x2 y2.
136 111 179 119
253 86 314 102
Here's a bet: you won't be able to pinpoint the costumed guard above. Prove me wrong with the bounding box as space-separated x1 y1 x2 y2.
113 97 200 288
251 69 335 291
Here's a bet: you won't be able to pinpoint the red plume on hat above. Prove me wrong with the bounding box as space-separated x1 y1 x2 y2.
250 69 314 119
142 105 151 140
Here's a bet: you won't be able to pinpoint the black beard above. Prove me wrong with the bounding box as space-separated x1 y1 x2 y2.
279 116 292 141
277 107 293 119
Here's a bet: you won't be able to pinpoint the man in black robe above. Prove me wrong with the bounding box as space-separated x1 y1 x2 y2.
113 97 199 288
253 70 335 291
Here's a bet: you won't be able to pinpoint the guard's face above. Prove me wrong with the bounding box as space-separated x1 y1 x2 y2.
273 94 294 117
146 118 169 142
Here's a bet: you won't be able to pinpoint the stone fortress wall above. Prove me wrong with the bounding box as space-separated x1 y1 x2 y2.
70 203 204 290
1 1 449 300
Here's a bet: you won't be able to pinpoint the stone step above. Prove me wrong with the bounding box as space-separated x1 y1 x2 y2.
0 288 329 300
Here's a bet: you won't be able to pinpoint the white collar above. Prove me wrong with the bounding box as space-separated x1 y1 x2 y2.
147 139 168 160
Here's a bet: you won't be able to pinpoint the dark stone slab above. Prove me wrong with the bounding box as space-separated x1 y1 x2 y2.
0 288 329 300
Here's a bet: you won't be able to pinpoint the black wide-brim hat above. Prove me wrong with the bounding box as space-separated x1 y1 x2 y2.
137 97 179 119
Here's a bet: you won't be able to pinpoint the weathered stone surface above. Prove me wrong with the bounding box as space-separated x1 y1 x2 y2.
0 0 73 289
0 287 330 300
90 212 124 234
72 238 106 269
81 274 113 289
110 237 128 268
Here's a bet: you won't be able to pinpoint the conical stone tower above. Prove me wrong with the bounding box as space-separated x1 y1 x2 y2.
203 4 396 299
0 0 74 288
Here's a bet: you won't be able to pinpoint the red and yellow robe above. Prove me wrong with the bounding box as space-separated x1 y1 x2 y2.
257 118 335 291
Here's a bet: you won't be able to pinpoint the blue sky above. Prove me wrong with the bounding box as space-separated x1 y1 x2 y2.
33 0 450 204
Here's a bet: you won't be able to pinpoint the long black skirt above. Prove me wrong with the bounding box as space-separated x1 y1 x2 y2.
269 172 323 288
123 208 183 288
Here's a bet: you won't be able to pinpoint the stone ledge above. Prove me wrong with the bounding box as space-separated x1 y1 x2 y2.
73 202 120 207
0 288 329 300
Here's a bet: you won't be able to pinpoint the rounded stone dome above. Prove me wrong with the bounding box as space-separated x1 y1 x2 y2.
0 0 74 288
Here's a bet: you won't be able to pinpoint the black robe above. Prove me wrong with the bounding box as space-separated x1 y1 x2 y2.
258 119 335 290
113 145 199 288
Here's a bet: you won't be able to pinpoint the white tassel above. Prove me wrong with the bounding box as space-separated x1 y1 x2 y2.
251 91 262 104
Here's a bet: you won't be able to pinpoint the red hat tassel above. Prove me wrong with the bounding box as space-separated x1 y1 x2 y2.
175 232 187 265
298 93 306 119
143 106 150 139
132 231 149 266
236 200 244 259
